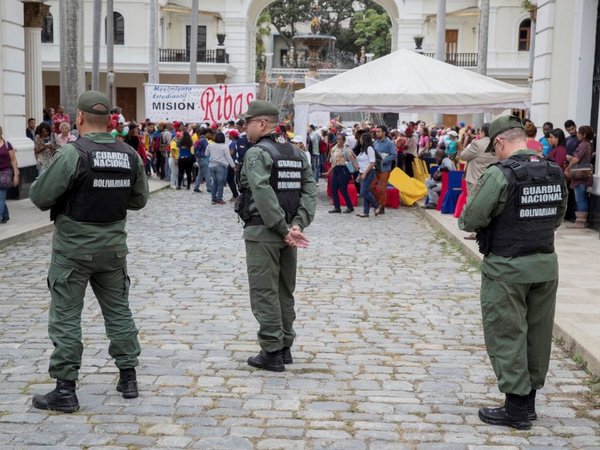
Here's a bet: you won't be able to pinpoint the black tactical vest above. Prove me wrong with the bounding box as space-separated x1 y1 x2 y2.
50 136 138 223
241 136 304 225
476 153 565 257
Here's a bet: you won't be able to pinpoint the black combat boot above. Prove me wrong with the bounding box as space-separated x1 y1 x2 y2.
281 347 293 364
32 379 79 413
247 349 285 372
116 368 139 398
478 393 531 430
527 389 537 421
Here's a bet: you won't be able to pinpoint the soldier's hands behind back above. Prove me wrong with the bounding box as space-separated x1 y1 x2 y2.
284 229 310 249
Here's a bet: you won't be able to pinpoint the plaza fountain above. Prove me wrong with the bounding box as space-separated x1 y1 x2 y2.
291 0 336 78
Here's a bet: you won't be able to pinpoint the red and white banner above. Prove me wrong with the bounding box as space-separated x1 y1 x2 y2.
144 83 257 123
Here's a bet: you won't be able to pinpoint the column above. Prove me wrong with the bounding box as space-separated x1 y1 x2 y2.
223 17 249 83
24 2 49 124
59 0 84 122
148 0 159 84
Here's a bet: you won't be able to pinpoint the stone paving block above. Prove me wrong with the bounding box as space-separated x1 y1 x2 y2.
156 435 193 448
313 439 368 450
114 434 158 447
145 423 185 436
189 436 253 449
256 438 305 449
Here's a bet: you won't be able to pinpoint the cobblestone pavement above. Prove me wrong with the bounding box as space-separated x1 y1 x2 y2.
1 184 599 450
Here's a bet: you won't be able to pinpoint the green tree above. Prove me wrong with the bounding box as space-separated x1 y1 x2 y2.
266 0 389 55
352 8 391 58
256 9 272 57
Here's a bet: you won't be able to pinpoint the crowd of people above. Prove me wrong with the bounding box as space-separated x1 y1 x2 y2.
13 105 598 230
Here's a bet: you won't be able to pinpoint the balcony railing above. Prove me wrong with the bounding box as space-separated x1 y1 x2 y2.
159 48 229 64
422 52 478 67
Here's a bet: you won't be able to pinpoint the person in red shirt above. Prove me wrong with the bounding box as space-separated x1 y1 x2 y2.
52 105 70 134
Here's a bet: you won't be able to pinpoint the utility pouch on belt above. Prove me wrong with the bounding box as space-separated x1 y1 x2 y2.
476 228 491 256
234 189 253 223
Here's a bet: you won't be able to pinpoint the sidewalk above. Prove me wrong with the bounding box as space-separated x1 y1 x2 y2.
0 178 170 248
418 204 600 376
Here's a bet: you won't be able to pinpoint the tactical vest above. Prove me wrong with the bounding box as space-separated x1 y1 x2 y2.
50 137 138 223
476 153 564 257
238 136 304 226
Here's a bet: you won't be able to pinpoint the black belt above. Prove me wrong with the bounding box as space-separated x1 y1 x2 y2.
244 216 264 227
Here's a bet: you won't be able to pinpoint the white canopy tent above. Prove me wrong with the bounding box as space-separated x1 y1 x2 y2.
293 49 531 139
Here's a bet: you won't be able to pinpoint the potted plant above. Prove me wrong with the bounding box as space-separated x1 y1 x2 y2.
216 33 226 46
413 35 424 50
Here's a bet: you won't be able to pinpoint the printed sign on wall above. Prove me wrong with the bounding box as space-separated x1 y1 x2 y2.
145 83 257 123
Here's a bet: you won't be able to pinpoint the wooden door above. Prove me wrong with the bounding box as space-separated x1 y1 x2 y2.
445 30 458 59
116 87 137 122
44 85 60 112
443 114 457 129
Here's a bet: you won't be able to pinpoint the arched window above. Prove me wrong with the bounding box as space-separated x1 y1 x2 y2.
518 19 531 51
41 12 53 43
105 12 125 45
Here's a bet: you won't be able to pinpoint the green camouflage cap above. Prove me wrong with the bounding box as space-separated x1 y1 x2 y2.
240 100 279 119
77 90 111 115
485 115 525 152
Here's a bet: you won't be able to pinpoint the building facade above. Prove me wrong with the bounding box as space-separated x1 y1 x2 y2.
2 0 599 201
530 0 600 224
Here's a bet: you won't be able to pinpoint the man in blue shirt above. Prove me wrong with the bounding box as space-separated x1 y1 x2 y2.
538 122 553 156
372 125 397 215
564 120 578 156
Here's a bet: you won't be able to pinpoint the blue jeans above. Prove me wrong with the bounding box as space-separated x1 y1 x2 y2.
194 157 211 192
574 183 588 212
0 189 8 222
164 152 171 180
210 164 228 201
359 170 378 215
311 153 321 182
331 165 353 210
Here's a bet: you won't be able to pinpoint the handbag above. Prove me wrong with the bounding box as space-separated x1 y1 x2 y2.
343 149 356 174
0 168 13 190
569 163 593 181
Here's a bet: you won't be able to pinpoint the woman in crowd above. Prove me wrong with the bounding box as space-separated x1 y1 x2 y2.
417 127 430 158
548 128 576 222
394 128 407 170
206 131 235 204
356 133 379 218
565 125 594 228
55 122 76 148
547 128 567 168
168 132 180 189
404 127 418 177
33 122 57 173
176 131 195 190
0 126 19 224
325 134 357 214
524 122 543 154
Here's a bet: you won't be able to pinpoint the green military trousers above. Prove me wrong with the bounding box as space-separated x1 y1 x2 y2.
245 240 297 353
47 251 141 381
480 274 558 396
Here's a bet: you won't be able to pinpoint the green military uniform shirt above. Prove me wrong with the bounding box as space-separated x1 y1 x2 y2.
29 132 149 256
240 136 317 242
458 149 567 283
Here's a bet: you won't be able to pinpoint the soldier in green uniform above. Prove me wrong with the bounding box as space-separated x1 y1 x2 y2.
29 91 149 413
236 100 317 372
459 115 567 430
